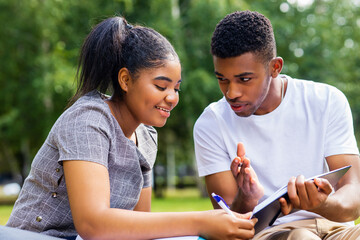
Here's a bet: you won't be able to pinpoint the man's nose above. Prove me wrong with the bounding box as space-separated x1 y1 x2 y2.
226 82 243 100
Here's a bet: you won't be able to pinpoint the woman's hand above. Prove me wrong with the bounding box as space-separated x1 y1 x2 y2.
199 210 257 240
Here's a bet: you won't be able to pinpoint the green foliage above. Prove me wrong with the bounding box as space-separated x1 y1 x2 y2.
0 0 359 181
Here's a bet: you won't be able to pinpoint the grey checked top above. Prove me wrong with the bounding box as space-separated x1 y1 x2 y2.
7 91 158 238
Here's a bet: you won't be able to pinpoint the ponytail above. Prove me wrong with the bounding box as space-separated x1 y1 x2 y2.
68 16 178 107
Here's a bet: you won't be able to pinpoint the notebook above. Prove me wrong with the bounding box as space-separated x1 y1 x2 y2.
252 165 351 234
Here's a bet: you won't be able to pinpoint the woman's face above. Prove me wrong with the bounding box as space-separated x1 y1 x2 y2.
124 59 182 127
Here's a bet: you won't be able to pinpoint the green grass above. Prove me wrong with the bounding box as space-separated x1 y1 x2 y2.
151 188 212 212
0 205 13 225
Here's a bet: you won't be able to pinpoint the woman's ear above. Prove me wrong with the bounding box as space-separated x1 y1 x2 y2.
270 57 284 78
118 68 131 92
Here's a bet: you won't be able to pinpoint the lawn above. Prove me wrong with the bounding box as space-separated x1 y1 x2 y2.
0 204 13 225
1 188 359 226
151 188 212 212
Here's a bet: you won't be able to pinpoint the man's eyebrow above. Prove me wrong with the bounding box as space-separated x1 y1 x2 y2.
215 71 254 77
234 72 254 78
154 76 182 83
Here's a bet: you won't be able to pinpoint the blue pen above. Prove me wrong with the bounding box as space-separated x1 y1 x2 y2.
211 192 236 218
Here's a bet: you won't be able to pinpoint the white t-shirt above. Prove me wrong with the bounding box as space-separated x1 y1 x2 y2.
194 75 359 226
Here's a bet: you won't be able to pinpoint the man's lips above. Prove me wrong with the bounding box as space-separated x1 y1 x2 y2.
229 103 247 112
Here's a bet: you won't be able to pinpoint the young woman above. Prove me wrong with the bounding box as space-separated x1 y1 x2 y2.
6 16 256 240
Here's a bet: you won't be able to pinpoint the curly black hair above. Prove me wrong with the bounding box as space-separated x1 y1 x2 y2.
211 10 276 64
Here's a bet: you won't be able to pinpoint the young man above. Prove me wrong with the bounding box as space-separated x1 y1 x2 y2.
194 10 360 239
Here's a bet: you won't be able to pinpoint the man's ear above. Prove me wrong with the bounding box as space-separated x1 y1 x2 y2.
270 57 283 78
118 68 131 92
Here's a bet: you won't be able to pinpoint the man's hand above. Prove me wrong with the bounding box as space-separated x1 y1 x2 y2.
279 176 333 215
230 143 264 211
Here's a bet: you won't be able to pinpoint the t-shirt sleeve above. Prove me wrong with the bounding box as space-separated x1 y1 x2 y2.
143 125 157 188
194 108 231 177
324 88 359 157
142 171 152 188
51 105 112 168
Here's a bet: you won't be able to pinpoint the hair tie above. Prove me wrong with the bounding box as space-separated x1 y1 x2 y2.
126 24 133 30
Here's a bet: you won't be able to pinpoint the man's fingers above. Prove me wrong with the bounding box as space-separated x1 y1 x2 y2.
241 157 251 169
304 180 321 206
242 167 251 187
295 175 310 206
314 178 333 195
231 157 241 177
279 197 292 215
287 176 300 207
237 142 246 158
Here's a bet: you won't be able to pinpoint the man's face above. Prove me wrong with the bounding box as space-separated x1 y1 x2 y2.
213 52 274 117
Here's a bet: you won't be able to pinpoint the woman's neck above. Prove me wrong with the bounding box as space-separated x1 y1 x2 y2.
105 98 139 142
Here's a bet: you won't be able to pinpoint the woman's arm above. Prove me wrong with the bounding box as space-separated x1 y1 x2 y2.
63 160 256 240
134 187 152 212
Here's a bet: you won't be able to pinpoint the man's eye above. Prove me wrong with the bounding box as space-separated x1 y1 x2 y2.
217 77 227 81
240 77 251 82
155 85 166 91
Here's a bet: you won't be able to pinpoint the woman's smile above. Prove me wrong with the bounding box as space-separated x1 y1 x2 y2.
155 105 171 118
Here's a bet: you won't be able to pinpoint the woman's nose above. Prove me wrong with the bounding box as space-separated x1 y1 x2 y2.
165 90 179 106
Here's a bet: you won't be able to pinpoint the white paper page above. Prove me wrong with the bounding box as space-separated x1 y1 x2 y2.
77 235 203 240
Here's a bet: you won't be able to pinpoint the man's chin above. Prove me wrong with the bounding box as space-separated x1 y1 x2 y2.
234 111 252 117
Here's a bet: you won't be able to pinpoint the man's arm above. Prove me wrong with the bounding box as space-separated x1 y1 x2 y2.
281 154 360 222
205 171 238 209
317 154 360 221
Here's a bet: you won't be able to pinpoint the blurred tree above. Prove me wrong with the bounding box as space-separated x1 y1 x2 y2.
0 0 359 192
0 0 74 182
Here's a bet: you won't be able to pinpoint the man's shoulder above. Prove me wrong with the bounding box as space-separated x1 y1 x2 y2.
289 75 339 91
195 97 229 127
288 75 345 101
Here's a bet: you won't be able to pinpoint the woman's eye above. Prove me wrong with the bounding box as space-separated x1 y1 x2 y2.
175 88 181 93
155 85 166 91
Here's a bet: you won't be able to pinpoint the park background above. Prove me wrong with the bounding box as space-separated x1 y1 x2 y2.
1 0 360 225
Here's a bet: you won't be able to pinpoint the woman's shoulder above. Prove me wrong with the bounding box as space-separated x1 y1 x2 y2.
65 91 112 120
51 91 116 136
